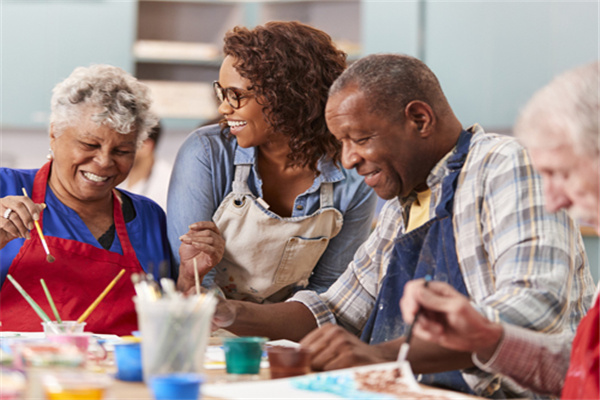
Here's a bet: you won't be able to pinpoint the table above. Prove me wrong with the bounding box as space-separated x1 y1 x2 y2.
110 368 271 400
109 363 488 400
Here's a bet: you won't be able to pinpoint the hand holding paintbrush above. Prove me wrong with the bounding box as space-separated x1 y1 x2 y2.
20 188 55 263
396 275 433 391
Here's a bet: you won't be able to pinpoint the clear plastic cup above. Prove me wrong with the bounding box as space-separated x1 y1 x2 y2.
42 321 86 334
42 370 112 400
0 367 25 400
45 333 90 355
11 341 87 399
134 294 217 381
222 337 268 374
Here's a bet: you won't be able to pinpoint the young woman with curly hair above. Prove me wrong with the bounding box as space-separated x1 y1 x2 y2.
167 21 376 303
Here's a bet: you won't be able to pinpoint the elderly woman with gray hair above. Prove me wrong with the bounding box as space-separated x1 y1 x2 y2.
0 64 172 335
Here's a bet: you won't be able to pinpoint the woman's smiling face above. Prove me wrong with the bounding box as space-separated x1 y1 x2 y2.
216 56 272 148
49 106 137 204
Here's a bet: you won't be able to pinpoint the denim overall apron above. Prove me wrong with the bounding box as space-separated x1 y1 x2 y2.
361 130 475 394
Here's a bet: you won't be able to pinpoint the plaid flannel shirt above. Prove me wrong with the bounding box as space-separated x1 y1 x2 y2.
290 125 595 397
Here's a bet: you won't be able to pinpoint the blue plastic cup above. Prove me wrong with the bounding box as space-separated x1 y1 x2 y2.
150 373 204 400
114 342 143 382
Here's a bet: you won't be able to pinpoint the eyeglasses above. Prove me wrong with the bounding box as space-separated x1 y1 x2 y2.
213 81 253 110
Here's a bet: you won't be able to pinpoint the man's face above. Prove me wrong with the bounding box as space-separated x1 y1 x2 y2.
528 136 600 231
325 87 427 200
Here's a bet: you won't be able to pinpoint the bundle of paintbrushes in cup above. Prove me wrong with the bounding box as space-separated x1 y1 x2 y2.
134 282 217 382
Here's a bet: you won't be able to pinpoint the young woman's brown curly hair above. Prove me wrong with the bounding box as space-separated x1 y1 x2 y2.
222 21 347 173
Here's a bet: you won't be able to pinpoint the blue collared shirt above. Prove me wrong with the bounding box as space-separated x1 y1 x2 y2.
167 124 377 294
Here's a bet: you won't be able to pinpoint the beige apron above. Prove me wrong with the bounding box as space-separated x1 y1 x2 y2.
212 164 343 303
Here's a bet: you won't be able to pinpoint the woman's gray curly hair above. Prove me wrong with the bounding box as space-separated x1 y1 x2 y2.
50 64 158 146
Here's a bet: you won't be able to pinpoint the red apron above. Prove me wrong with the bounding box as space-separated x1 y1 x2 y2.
562 295 599 400
0 162 142 335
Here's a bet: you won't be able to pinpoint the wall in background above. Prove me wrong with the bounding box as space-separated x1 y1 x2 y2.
2 1 597 132
362 1 598 130
1 1 136 128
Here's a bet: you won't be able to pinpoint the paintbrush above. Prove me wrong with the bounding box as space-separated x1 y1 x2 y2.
21 188 55 263
396 275 432 390
193 257 201 295
77 269 126 324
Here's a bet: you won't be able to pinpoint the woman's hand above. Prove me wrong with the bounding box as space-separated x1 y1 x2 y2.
177 221 225 292
0 195 45 249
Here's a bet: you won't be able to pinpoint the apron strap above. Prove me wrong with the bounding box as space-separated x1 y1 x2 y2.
319 182 334 208
232 164 253 200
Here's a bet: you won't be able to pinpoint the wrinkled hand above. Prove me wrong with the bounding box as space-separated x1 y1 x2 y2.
300 324 388 371
400 279 503 359
177 221 225 292
0 195 45 249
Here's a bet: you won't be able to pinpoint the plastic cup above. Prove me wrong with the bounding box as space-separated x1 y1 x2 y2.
42 370 112 400
149 373 204 400
222 337 268 374
266 346 312 379
46 333 90 355
0 368 25 400
10 341 86 370
10 341 87 399
42 321 86 334
134 295 216 381
114 342 143 382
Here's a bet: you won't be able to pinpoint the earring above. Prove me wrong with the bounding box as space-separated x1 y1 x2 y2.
46 148 53 161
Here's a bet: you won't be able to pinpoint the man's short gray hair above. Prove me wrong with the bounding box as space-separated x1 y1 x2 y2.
329 53 451 123
50 64 158 146
515 61 599 156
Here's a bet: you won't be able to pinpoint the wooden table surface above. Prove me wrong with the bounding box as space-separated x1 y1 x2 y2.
109 364 488 400
110 368 272 399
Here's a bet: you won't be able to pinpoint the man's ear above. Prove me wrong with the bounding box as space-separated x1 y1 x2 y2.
404 100 435 137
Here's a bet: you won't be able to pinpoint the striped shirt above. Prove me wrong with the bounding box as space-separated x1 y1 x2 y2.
290 124 595 397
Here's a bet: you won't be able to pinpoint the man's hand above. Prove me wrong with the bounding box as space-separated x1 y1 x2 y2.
300 324 395 371
177 221 225 291
400 279 504 362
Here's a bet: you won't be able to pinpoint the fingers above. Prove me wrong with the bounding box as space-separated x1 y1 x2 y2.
300 324 363 371
0 195 45 241
179 225 225 260
401 279 465 323
187 221 221 235
179 223 225 279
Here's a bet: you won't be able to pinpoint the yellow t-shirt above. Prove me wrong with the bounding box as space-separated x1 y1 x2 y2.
406 189 432 232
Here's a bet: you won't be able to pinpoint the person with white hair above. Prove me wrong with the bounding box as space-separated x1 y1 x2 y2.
0 64 173 335
400 61 599 399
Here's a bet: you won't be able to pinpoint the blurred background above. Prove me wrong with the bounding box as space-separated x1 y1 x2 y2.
1 0 598 279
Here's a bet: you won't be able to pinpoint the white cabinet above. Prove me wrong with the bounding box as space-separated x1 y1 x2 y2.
134 0 361 129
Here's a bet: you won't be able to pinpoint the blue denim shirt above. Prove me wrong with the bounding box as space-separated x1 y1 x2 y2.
167 124 377 294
